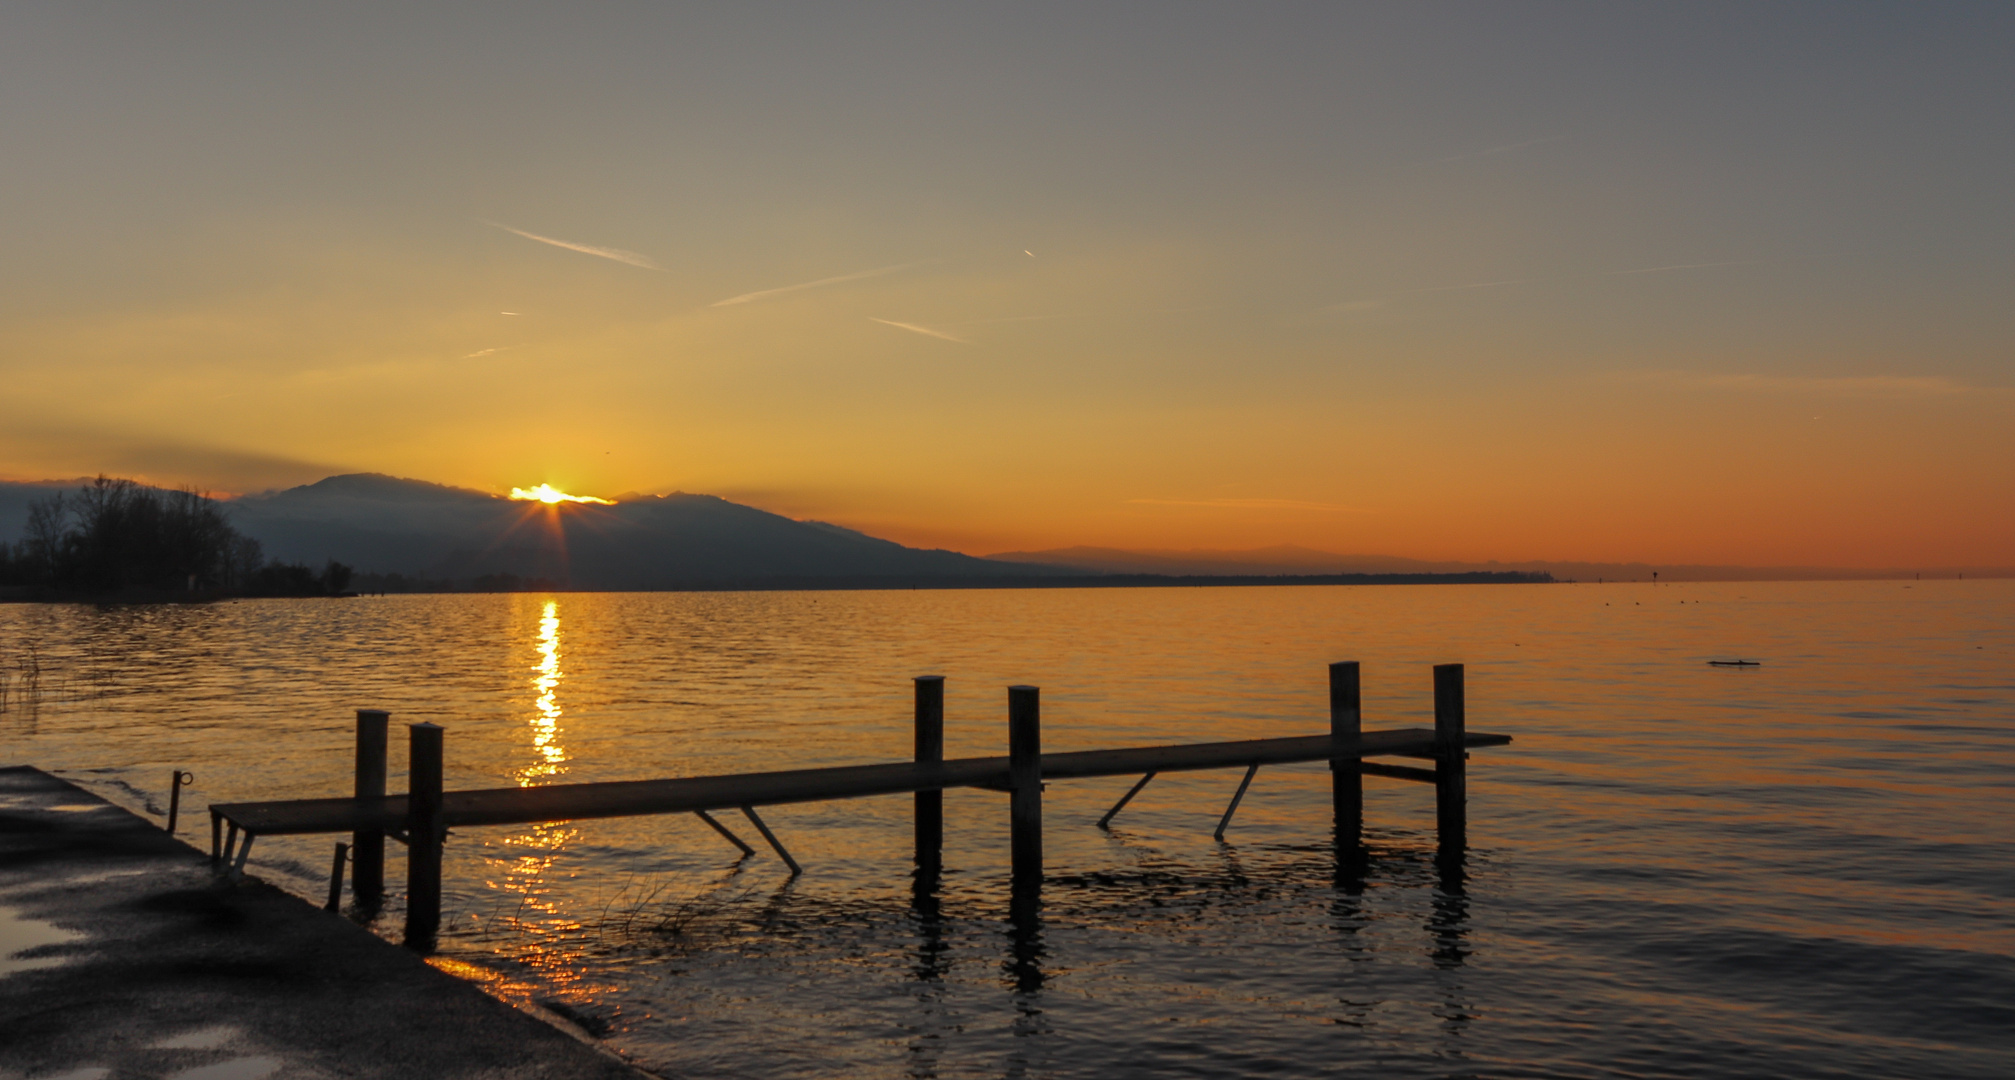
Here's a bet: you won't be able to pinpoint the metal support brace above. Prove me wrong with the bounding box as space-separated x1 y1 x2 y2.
221 822 240 866
1097 771 1158 829
1213 763 1260 841
166 770 193 835
694 810 756 857
231 832 256 878
325 842 349 911
739 805 801 875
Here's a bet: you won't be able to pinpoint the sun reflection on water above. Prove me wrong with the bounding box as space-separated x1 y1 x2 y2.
519 600 569 786
477 598 589 992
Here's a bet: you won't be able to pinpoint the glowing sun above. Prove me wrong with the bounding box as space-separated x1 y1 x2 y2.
509 483 615 506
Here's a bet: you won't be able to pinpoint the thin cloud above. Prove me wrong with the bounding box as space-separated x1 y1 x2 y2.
868 317 965 343
978 313 1075 324
463 345 519 359
1405 279 1524 295
1609 252 1849 276
1608 258 1768 277
1615 370 1988 398
487 221 662 270
711 262 922 307
1324 279 1522 311
1127 498 1369 513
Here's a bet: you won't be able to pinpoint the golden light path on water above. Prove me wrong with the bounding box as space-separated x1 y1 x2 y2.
485 599 586 990
522 600 568 785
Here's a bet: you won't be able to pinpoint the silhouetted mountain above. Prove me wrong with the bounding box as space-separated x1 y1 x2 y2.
8 477 2002 590
226 473 1064 587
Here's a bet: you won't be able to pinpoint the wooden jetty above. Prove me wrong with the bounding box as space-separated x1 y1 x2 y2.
210 662 1509 951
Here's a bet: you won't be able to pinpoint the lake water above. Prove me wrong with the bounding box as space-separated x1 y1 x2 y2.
4 581 2012 1078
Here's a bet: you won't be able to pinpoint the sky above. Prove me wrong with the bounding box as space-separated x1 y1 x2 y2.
2 2 2011 568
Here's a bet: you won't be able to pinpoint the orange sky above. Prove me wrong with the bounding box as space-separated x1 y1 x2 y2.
2 6 2010 568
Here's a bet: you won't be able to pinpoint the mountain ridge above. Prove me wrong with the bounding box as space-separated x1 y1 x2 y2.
6 476 2001 586
222 474 1063 587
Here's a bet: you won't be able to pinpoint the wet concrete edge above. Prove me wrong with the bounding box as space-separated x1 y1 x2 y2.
0 765 656 1079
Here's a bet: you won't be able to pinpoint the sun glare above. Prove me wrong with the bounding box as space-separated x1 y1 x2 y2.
509 483 614 505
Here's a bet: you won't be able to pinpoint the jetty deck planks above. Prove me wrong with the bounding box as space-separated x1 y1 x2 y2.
207 663 1510 952
210 728 1510 836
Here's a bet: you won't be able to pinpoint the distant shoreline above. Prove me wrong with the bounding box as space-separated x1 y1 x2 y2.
17 569 2014 604
600 571 1559 591
1 571 1553 602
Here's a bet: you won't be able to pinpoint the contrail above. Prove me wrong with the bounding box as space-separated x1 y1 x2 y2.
487 221 662 270
711 262 921 307
868 317 964 343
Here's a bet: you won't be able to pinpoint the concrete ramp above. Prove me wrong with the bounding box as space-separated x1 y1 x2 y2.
0 766 647 1080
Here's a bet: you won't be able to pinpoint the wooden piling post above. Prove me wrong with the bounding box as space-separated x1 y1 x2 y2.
1329 662 1362 852
404 722 443 952
352 709 389 911
914 676 945 875
1007 685 1042 892
1433 664 1466 853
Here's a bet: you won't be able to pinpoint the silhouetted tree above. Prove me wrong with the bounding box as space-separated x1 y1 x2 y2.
321 559 353 594
246 562 321 596
16 478 239 592
7 476 347 599
242 558 354 597
0 542 27 588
